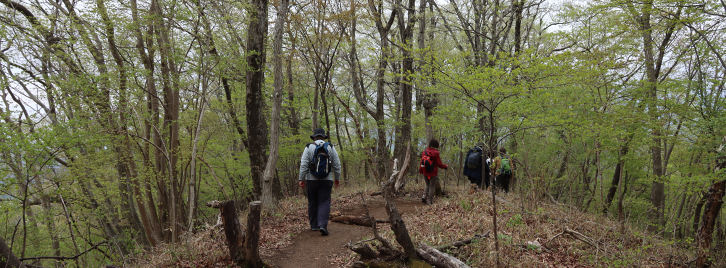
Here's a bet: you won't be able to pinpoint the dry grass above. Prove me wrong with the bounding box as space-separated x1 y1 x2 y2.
386 183 691 267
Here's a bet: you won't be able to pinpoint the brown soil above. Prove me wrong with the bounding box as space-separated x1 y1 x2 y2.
267 196 424 268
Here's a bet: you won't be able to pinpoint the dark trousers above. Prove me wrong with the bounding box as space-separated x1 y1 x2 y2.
496 174 511 193
306 180 333 229
423 176 438 204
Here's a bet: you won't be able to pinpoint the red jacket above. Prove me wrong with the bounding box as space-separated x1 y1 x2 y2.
418 147 448 178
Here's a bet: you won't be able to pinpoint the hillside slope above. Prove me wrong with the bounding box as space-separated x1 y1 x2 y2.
134 183 692 267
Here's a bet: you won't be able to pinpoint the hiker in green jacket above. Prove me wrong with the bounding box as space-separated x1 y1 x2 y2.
490 147 512 193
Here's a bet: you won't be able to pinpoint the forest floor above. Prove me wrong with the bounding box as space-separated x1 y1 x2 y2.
134 180 693 267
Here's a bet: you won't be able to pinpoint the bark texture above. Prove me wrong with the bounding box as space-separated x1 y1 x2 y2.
246 0 270 200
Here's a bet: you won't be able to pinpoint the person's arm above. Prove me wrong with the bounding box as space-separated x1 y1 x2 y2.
329 144 342 182
298 145 311 184
436 152 448 169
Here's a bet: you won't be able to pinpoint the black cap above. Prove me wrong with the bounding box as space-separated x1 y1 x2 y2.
310 128 328 140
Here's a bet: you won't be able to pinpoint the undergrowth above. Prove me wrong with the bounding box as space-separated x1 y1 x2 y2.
133 180 694 267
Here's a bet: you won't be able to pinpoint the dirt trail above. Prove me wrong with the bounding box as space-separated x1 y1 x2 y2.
268 197 424 268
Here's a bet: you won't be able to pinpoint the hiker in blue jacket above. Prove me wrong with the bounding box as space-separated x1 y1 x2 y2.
298 128 342 236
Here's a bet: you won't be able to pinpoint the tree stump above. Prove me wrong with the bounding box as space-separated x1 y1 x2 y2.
208 200 264 267
245 201 264 268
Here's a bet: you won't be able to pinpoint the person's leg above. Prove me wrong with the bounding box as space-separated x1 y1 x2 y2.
427 176 438 204
316 180 334 233
306 180 319 229
472 175 482 190
422 176 430 202
503 174 511 193
494 174 502 191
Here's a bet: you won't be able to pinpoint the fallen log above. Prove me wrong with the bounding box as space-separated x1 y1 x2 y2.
436 232 490 251
331 215 391 226
350 242 379 260
382 169 418 260
416 244 470 268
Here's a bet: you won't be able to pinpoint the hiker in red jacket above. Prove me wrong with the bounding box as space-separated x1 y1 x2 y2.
419 139 448 204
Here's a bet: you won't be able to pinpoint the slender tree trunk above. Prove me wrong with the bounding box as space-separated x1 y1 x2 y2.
617 172 628 234
130 0 164 242
151 0 183 240
605 140 631 213
675 193 688 239
286 38 300 135
262 0 289 209
695 192 707 239
99 0 161 244
365 0 396 178
246 0 270 200
393 0 416 168
40 191 61 259
187 64 207 231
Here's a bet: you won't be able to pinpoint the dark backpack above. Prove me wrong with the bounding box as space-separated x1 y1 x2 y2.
309 142 332 178
420 151 435 173
466 148 483 169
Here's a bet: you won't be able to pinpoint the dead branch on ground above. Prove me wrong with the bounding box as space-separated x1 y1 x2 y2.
436 232 490 251
416 244 471 268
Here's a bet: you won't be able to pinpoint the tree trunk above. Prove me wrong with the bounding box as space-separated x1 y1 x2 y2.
187 48 208 230
0 236 25 268
245 201 264 268
286 37 300 135
627 1 680 230
365 0 396 179
262 0 288 209
393 0 416 167
130 0 164 243
215 201 245 263
694 192 707 240
695 180 725 267
40 195 61 263
605 140 631 213
150 0 184 240
246 0 270 200
695 140 726 267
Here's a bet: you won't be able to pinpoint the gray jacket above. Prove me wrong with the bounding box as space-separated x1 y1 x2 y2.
298 140 342 181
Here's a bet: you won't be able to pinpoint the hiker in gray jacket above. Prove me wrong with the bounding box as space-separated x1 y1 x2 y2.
298 128 341 236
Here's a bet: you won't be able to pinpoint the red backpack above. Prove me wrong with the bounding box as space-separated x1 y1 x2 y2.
420 151 435 173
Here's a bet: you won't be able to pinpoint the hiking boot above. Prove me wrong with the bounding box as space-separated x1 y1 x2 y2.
320 228 329 236
311 227 320 231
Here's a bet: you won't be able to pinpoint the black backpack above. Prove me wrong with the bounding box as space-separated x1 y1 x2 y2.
309 142 332 178
466 147 483 169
